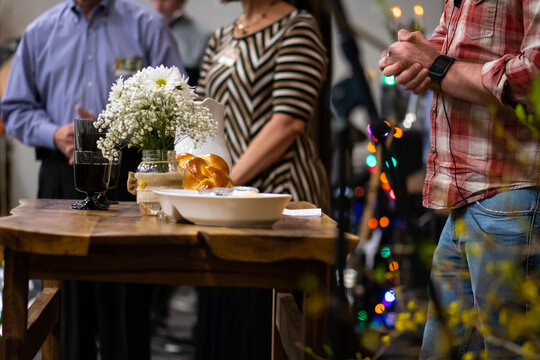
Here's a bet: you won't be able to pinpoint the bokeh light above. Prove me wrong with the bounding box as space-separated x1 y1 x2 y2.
368 218 378 229
384 290 396 303
380 172 388 184
389 261 399 271
389 189 396 200
380 216 390 228
394 127 403 138
368 142 377 153
357 310 368 321
380 246 391 258
385 313 397 326
354 186 365 198
382 75 396 86
375 303 386 314
366 154 377 167
414 5 424 16
391 6 402 18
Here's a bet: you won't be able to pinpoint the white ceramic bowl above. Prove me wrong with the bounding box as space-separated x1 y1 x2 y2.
153 189 292 227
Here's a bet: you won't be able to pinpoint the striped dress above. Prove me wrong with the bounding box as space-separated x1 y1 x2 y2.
197 9 330 210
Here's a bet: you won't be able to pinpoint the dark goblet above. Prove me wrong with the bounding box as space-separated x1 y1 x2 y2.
72 151 112 210
74 118 102 151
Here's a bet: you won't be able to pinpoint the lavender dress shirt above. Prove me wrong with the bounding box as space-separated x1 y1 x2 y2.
0 0 184 150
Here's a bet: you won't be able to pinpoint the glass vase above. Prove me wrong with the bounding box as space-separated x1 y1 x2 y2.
137 149 176 173
135 149 181 215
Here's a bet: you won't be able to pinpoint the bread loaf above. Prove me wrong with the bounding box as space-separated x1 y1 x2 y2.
177 153 234 190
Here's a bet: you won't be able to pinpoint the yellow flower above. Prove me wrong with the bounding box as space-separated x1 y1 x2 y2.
455 218 467 237
468 243 482 258
461 308 477 325
414 310 426 325
138 180 146 189
522 279 539 301
407 300 417 311
522 341 535 358
480 350 489 360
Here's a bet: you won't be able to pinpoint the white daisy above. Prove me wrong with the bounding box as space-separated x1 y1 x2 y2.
140 65 182 89
108 77 124 102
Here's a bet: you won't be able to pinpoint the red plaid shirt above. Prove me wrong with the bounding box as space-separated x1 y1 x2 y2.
423 0 540 209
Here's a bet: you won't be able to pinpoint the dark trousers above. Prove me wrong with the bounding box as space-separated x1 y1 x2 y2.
37 148 153 360
195 287 273 360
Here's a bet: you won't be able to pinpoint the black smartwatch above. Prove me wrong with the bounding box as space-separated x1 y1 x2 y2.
428 55 455 89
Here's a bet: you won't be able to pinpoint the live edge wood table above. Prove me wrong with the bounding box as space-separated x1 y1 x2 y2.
0 199 358 360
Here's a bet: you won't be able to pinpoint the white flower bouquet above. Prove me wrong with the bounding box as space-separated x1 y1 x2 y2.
95 65 217 160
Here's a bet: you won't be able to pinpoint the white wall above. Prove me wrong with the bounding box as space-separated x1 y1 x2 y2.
0 0 443 211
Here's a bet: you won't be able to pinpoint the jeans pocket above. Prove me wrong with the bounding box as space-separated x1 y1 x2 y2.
464 0 498 40
470 189 539 239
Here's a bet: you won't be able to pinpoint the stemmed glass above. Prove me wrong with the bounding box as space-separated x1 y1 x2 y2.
72 118 112 210
72 150 112 210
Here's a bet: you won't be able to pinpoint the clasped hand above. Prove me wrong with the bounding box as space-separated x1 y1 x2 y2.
379 29 440 94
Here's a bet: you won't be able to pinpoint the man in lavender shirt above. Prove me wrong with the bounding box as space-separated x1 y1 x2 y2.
0 0 183 359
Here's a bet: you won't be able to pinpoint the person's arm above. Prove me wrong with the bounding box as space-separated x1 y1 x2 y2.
230 15 328 185
230 114 305 184
379 30 499 105
0 32 68 153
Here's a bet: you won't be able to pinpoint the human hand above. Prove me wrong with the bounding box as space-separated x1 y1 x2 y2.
395 63 431 94
75 105 97 120
54 122 75 165
378 29 439 93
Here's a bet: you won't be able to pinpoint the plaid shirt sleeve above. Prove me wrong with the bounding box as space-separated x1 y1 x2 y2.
428 2 449 52
482 0 540 109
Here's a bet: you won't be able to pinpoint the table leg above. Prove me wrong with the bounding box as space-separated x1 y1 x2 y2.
41 280 62 360
302 267 330 360
272 289 289 360
2 248 29 360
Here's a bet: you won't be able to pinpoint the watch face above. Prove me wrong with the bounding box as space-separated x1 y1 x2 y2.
430 55 454 76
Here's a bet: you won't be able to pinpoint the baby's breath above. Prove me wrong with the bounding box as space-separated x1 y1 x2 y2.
95 65 217 160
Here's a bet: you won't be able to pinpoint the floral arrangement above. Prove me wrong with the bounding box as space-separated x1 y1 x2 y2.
94 65 217 160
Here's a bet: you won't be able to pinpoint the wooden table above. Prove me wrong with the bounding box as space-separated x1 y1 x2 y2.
0 199 358 360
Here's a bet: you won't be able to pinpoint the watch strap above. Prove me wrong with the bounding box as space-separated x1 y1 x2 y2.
428 55 455 89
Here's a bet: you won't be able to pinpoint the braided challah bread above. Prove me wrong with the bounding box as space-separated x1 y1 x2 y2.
176 153 234 190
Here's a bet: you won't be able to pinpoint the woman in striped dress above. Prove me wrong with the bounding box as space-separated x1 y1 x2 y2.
194 1 330 359
196 0 330 211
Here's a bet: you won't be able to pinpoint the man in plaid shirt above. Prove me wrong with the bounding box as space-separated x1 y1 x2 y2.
379 0 539 358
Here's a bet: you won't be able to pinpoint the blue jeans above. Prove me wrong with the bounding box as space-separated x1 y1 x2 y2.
420 188 540 359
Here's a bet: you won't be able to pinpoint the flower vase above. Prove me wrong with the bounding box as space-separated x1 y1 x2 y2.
132 149 183 215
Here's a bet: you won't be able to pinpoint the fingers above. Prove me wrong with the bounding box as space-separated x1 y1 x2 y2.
382 62 407 77
398 29 427 43
397 29 411 42
396 64 429 90
410 77 431 95
379 49 392 70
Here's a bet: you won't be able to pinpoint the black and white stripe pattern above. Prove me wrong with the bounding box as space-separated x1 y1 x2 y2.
197 10 329 210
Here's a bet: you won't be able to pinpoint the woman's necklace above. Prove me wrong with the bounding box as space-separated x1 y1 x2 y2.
235 0 279 36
